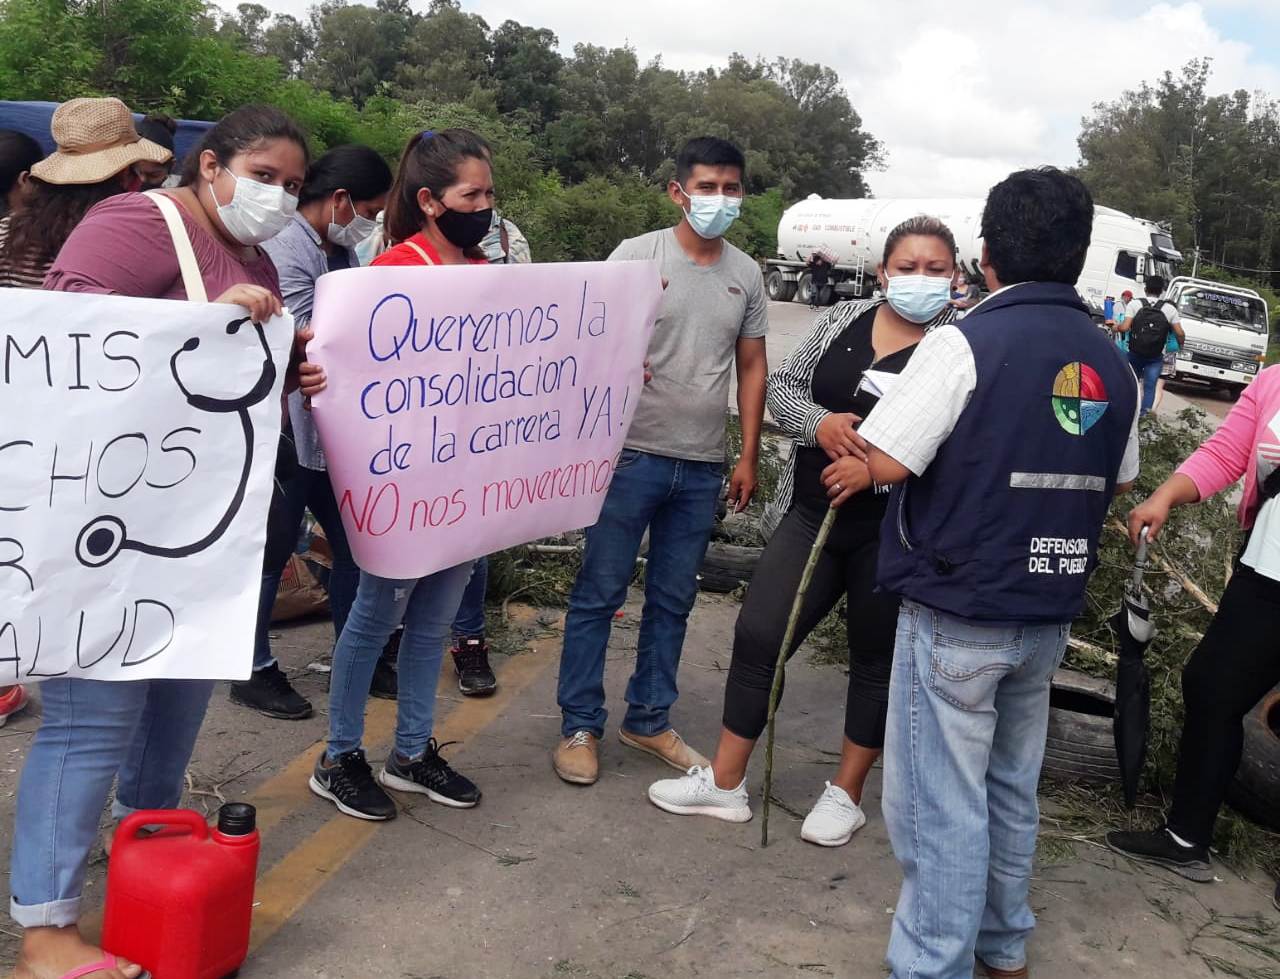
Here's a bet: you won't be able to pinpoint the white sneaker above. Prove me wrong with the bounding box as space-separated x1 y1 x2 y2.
800 782 866 847
647 765 752 823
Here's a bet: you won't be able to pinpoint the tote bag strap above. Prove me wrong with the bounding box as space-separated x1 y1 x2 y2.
145 190 208 303
403 239 438 266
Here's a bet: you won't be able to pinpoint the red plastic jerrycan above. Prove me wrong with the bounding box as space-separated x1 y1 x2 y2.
103 803 260 979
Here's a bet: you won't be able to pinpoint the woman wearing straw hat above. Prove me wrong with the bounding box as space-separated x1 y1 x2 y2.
0 97 171 290
10 102 308 979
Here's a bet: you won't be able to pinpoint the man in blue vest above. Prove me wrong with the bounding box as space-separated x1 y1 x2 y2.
860 167 1141 979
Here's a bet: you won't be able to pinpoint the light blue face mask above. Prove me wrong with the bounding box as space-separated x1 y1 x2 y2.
680 185 742 239
885 273 953 323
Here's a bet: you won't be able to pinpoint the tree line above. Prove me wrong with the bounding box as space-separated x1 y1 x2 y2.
3 2 1279 304
0 0 881 261
1075 59 1280 302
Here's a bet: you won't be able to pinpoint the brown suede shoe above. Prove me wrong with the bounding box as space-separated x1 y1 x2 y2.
553 730 599 785
977 957 1029 978
617 727 710 772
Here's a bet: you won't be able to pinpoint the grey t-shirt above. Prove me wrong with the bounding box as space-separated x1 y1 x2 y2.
610 228 768 462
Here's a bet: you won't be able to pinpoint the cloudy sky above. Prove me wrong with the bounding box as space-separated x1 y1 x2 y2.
227 0 1280 199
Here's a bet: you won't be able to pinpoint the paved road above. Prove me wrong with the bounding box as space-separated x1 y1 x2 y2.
4 602 1274 978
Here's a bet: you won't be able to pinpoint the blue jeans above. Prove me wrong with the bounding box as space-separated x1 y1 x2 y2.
558 450 723 739
1128 352 1163 416
882 602 1069 979
10 678 214 927
253 464 360 671
452 556 488 638
327 563 474 760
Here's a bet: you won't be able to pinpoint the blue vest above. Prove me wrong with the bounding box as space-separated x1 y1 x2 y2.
876 282 1137 624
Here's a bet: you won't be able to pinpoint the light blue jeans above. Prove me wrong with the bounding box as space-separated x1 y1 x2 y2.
882 601 1069 979
10 678 214 927
326 563 474 761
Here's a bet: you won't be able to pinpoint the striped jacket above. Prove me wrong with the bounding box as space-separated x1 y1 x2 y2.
761 298 957 540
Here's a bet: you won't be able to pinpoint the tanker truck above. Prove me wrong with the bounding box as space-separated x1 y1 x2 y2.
764 196 1183 319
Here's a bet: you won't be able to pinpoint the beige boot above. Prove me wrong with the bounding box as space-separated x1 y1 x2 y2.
553 730 599 785
618 728 710 772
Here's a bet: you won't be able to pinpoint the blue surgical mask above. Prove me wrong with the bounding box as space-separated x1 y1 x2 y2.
885 273 952 323
680 185 741 239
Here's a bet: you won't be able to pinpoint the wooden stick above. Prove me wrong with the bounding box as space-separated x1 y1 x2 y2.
761 505 838 847
1107 518 1218 615
1066 634 1117 665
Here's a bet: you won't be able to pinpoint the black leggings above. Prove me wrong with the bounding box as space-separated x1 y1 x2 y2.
723 503 899 748
1167 563 1280 845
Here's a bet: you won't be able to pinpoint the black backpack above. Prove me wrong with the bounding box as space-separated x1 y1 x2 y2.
1128 299 1171 358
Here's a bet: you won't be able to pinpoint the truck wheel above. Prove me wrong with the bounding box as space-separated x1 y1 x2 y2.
796 273 815 306
817 284 835 306
1041 669 1121 785
1227 685 1280 832
765 269 795 302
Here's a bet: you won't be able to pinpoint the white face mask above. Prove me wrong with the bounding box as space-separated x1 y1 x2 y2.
327 194 377 248
210 168 298 246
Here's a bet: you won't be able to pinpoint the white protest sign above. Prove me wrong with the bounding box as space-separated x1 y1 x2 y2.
0 289 291 682
309 261 662 580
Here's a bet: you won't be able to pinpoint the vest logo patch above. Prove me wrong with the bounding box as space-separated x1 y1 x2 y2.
1051 362 1108 435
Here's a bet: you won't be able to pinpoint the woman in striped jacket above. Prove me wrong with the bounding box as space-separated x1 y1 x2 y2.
648 216 959 846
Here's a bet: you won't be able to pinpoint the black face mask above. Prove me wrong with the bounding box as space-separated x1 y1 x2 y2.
435 206 493 250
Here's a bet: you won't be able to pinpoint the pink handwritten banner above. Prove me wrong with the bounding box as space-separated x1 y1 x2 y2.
309 261 661 579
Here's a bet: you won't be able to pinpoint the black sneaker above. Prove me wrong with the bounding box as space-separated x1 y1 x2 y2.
370 655 398 700
229 662 313 720
1106 827 1213 882
451 637 497 696
309 748 397 821
378 738 481 808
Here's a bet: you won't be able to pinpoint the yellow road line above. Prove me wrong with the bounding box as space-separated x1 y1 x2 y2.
84 607 560 953
247 617 557 953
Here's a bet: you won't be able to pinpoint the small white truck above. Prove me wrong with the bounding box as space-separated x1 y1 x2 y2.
1165 277 1271 397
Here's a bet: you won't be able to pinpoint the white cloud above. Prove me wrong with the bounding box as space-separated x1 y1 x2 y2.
223 0 1280 202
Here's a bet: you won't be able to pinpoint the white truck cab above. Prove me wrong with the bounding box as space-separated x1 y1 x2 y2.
1077 207 1182 319
1165 277 1270 396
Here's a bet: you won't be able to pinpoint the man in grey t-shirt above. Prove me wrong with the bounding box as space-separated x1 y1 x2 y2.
553 137 769 786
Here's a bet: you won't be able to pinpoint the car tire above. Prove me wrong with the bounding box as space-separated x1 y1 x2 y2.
1227 685 1280 832
697 542 763 594
1041 669 1121 785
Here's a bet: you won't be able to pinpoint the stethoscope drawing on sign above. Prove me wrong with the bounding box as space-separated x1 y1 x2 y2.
75 316 277 568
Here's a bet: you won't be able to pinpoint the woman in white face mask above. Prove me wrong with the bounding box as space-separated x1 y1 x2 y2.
237 145 395 722
16 105 308 979
648 216 960 847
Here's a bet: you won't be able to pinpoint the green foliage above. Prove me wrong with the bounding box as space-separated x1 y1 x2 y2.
1076 59 1280 295
726 188 786 259
0 0 882 261
1068 410 1240 790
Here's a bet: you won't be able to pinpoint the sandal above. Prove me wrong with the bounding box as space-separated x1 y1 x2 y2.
57 956 150 979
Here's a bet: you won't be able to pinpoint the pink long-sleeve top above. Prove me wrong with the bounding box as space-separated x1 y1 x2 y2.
1177 365 1280 528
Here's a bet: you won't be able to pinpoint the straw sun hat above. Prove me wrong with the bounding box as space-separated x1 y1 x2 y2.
30 97 172 186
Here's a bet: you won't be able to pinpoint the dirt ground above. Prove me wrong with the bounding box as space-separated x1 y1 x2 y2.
1 590 1276 979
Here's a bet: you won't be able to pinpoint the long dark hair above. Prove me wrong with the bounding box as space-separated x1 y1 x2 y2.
4 176 124 270
384 128 491 245
180 104 310 187
0 129 43 217
299 144 393 207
